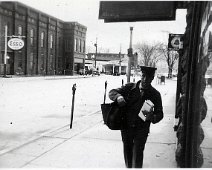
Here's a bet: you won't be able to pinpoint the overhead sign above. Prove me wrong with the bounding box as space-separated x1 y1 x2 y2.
8 38 24 50
168 34 183 50
99 1 176 22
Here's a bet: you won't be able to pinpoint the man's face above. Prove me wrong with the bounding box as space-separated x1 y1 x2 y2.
140 72 154 89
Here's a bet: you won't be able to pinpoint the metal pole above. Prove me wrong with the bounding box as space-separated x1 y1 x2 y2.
127 27 133 83
70 83 76 129
119 52 121 75
94 38 97 68
4 25 8 78
119 44 122 75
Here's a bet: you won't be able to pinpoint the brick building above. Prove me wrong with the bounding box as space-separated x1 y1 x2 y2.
0 1 86 76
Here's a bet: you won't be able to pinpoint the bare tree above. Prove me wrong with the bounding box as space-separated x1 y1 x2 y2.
157 43 179 78
134 42 163 67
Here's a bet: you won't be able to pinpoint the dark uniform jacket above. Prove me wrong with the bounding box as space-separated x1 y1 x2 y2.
109 80 163 132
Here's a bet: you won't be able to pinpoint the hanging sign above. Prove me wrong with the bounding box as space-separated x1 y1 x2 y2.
99 1 176 22
168 34 183 50
8 38 24 50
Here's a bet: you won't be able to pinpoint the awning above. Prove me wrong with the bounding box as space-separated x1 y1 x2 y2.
99 1 177 22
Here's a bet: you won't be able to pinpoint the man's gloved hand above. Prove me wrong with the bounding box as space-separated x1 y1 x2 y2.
117 96 126 107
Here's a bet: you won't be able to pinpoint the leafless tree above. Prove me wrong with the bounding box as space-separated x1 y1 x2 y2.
134 42 163 68
157 43 179 78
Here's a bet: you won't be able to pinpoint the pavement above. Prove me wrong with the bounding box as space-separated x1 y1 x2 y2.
0 74 94 81
0 76 211 168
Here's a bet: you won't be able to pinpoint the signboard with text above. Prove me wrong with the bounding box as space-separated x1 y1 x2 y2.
8 38 24 50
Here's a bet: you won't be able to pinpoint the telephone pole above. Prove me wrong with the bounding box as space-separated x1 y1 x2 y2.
119 44 122 75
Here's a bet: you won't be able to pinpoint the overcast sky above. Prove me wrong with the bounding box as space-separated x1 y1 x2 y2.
14 0 187 54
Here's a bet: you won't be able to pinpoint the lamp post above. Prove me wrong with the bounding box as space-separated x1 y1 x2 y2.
3 25 8 77
94 38 97 68
119 44 122 75
127 27 133 83
119 52 122 75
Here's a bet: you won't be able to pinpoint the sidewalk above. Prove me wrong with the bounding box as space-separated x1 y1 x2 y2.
0 80 178 168
0 78 211 168
0 110 177 168
0 74 96 82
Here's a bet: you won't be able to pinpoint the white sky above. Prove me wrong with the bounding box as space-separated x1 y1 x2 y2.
12 0 187 53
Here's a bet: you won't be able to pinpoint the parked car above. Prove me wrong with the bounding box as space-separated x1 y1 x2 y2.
79 69 86 75
88 67 100 76
92 70 100 76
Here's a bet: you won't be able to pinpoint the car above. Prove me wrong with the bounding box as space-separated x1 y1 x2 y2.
92 70 100 76
79 69 86 75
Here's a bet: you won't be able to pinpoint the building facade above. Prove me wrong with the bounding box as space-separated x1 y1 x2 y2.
86 53 128 75
0 2 87 76
99 1 212 168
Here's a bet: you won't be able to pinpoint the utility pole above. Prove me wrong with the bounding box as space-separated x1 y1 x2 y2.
94 38 97 68
127 27 133 83
4 25 8 77
119 44 122 75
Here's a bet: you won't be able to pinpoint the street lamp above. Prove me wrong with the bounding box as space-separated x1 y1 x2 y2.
119 52 122 75
94 38 97 68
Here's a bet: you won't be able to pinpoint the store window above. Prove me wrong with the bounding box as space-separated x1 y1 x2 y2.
75 38 78 52
49 54 53 71
30 29 34 45
29 53 34 70
78 39 80 52
50 34 53 49
41 32 45 48
83 40 86 53
79 39 82 52
18 26 22 36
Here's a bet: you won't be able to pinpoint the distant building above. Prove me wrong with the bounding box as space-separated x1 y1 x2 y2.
0 1 86 76
86 53 128 75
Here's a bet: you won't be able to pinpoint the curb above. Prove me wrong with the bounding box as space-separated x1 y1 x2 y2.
0 110 102 156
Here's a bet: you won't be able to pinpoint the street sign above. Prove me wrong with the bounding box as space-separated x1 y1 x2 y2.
8 38 24 50
168 34 183 50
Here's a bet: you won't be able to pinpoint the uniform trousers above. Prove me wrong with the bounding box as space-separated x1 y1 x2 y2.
121 127 148 168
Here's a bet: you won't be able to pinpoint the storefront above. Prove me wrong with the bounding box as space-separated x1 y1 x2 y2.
99 1 212 168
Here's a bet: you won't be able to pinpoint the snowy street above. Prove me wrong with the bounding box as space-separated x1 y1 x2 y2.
0 75 146 154
0 75 212 168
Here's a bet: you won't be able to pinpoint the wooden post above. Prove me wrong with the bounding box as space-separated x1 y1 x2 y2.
70 83 76 129
103 81 107 104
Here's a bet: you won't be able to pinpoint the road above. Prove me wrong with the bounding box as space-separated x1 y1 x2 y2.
0 75 142 154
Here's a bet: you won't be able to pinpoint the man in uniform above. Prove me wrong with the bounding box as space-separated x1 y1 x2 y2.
109 66 163 168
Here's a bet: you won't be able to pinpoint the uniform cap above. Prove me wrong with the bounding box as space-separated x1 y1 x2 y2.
140 66 157 75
